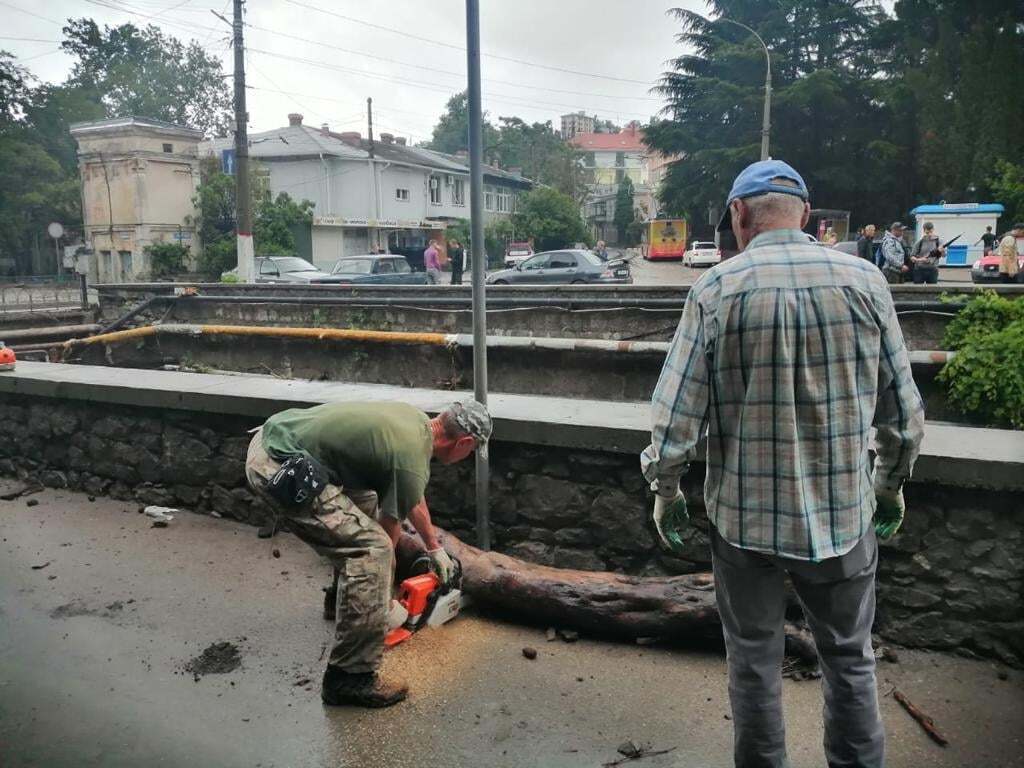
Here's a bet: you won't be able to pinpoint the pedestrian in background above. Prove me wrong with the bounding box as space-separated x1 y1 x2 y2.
974 226 998 255
824 227 838 246
857 224 877 262
423 239 442 284
448 239 465 285
909 222 942 284
998 223 1023 283
880 221 910 283
643 159 924 768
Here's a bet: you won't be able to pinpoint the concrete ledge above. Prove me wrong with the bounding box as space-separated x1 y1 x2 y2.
1 361 1021 491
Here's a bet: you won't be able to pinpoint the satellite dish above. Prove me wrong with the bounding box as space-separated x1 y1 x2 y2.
47 222 64 239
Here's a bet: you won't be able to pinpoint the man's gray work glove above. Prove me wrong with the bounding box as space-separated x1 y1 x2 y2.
427 547 455 586
873 488 905 540
652 488 689 554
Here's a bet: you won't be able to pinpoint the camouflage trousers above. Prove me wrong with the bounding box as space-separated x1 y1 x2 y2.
245 429 394 674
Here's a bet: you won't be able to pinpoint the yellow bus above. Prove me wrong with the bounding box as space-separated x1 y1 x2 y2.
640 218 688 261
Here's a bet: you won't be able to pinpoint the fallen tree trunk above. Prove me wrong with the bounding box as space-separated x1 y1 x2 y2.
396 527 819 664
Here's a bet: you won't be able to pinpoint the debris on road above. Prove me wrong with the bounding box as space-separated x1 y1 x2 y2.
546 627 557 642
182 641 242 680
1 483 43 501
891 688 949 747
26 498 39 507
882 647 900 664
143 506 176 525
522 647 537 660
272 548 281 558
603 740 677 766
557 629 579 643
30 561 50 570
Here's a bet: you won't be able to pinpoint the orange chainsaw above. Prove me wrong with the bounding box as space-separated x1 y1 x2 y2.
384 554 464 647
0 342 15 372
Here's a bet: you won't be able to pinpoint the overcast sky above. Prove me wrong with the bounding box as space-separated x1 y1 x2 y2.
2 0 711 139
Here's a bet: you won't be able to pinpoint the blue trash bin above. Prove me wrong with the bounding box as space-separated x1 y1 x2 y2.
945 245 968 266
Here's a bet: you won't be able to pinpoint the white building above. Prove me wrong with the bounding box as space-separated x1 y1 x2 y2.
71 117 203 282
560 111 595 140
201 114 531 269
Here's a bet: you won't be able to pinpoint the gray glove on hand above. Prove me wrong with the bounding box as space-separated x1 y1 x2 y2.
652 489 689 554
427 547 455 586
873 489 905 540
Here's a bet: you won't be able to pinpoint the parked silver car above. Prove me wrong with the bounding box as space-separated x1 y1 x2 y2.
485 249 632 285
255 256 332 283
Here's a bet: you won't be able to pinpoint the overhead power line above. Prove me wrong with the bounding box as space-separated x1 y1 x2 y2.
284 0 655 86
242 21 660 103
0 0 63 25
246 47 652 121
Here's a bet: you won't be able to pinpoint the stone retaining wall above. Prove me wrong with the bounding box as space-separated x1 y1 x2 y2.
1 394 1020 665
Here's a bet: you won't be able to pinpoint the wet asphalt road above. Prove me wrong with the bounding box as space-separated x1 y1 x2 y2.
1 483 1021 768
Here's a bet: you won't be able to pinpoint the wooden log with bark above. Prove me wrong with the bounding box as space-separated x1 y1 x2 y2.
396 526 819 664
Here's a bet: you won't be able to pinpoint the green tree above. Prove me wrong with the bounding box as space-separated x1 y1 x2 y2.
424 91 499 161
493 117 582 199
254 192 315 256
614 177 636 243
512 187 589 252
192 159 315 276
61 18 231 136
646 2 894 236
0 52 31 124
0 132 80 273
989 160 1024 227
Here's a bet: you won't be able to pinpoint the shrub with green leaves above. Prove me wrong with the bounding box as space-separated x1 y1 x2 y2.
938 292 1024 429
143 241 189 278
941 291 1024 349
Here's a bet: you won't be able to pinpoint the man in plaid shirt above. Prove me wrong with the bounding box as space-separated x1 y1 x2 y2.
642 160 924 768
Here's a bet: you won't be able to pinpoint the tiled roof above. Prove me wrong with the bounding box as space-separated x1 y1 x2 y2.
569 128 646 152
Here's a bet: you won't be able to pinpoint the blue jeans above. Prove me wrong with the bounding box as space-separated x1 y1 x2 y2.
711 527 884 768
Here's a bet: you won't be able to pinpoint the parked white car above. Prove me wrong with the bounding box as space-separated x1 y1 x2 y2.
682 241 721 267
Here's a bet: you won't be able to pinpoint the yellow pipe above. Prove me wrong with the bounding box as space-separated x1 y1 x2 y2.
63 324 450 355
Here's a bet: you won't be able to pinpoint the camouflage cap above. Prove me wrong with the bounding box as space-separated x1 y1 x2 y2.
446 400 493 443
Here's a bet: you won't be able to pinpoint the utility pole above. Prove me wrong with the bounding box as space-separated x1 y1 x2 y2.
720 17 771 161
232 0 254 281
367 97 378 250
466 0 490 549
366 97 375 157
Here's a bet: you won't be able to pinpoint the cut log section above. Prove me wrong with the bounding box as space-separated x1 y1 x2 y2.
396 527 819 664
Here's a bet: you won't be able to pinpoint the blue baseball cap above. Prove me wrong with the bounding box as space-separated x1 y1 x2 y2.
717 159 809 231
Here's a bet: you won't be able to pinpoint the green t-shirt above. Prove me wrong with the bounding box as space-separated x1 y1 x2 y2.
261 401 432 520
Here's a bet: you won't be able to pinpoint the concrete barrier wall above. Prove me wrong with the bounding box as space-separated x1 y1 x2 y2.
2 391 1021 666
70 329 962 422
95 282 1024 346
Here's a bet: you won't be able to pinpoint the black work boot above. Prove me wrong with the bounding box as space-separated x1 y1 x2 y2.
321 666 408 708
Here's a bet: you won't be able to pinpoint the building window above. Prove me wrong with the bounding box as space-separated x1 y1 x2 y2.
428 175 441 205
484 184 495 211
452 178 465 206
162 143 173 153
496 188 511 213
396 188 409 202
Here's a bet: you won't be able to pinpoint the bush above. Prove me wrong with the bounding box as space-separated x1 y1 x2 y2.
938 292 1024 429
144 241 189 278
941 291 1024 349
198 237 236 278
938 320 1024 428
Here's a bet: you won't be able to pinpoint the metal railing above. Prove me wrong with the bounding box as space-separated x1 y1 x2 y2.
0 275 86 314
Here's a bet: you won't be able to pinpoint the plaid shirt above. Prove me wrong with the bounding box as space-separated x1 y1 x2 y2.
641 229 925 561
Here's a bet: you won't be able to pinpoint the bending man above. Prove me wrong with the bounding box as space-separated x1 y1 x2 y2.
245 400 491 708
642 160 924 767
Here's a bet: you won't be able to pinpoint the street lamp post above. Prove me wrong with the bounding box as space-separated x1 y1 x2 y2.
719 18 771 161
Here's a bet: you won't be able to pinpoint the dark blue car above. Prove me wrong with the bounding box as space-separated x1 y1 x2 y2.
311 255 429 285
